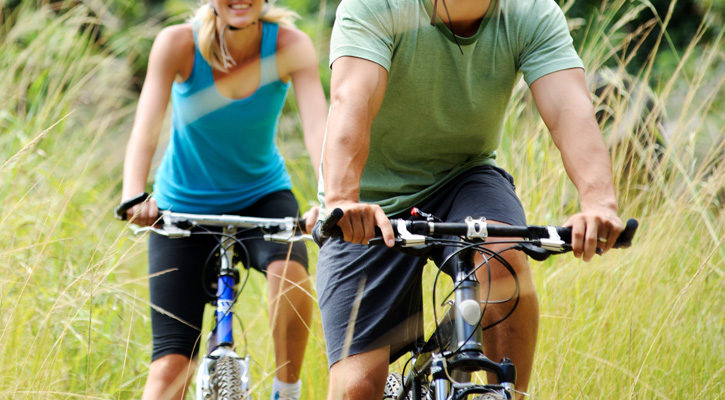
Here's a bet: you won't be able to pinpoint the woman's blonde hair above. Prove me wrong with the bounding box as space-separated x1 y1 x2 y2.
192 1 298 72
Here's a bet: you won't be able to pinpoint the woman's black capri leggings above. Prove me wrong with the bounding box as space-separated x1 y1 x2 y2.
147 190 309 361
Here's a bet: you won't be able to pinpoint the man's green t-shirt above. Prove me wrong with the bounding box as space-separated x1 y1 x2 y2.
320 0 584 215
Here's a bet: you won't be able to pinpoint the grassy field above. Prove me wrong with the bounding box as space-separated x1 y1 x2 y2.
0 0 722 399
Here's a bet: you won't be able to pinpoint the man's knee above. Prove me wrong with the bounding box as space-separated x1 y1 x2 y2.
327 348 389 400
476 246 534 298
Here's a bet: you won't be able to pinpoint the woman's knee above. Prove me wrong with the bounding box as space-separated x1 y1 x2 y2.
267 260 309 282
149 354 194 382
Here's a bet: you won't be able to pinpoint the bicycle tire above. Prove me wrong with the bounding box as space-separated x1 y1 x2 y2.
383 372 435 400
211 355 246 400
472 393 507 400
383 373 407 400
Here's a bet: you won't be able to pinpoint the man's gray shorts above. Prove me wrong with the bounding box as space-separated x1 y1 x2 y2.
316 165 527 367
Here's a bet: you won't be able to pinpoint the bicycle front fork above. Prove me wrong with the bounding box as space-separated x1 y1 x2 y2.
434 253 517 399
430 354 516 400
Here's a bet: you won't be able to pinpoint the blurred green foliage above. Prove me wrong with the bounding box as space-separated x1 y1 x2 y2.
8 0 715 91
567 0 724 77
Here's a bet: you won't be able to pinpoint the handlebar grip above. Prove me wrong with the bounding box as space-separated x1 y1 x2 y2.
312 208 344 244
613 218 638 249
294 217 307 231
114 192 150 221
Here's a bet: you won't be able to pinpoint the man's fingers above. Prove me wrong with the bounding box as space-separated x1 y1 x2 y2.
600 218 624 253
339 206 372 244
565 212 626 260
568 216 586 259
374 207 395 247
582 216 600 261
342 213 361 244
327 203 392 246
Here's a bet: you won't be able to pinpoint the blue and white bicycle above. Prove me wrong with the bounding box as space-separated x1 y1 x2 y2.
116 195 310 400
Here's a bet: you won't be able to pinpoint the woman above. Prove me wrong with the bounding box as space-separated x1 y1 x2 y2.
120 0 326 398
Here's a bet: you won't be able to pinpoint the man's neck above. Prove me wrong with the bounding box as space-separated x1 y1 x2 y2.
431 0 492 37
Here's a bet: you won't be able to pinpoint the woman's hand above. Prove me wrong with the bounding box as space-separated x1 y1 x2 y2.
125 197 159 227
302 206 320 233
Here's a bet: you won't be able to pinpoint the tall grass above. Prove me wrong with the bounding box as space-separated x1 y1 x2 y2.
0 0 722 399
498 1 725 398
1 2 156 398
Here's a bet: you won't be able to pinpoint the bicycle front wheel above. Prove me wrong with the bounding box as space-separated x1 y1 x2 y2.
211 355 246 400
384 372 434 400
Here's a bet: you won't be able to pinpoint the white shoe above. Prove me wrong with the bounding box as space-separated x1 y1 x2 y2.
270 377 301 400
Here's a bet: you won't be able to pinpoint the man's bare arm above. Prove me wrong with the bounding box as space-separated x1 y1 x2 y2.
324 56 394 245
530 68 624 261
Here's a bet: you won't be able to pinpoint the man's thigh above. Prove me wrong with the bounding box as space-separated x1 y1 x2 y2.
316 237 427 367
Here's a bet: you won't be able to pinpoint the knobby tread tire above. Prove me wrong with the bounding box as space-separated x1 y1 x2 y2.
211 355 244 400
472 393 507 400
383 373 407 400
383 372 434 400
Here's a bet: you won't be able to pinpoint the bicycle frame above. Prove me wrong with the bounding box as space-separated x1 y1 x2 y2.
217 226 239 346
196 224 252 399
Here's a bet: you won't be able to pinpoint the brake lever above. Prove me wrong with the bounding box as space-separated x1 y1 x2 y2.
265 232 313 243
518 243 551 261
368 237 408 247
131 225 191 238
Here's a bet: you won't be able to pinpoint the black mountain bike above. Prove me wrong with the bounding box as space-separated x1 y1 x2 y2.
318 207 638 400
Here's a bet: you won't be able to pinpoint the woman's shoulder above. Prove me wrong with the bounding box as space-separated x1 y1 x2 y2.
149 23 196 79
276 24 314 50
276 25 316 62
154 23 195 51
275 25 317 77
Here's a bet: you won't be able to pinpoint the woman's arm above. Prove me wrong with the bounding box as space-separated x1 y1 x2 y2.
121 25 194 225
278 27 327 178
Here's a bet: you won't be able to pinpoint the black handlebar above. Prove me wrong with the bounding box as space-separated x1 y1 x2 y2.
313 207 344 242
398 218 638 250
316 208 638 254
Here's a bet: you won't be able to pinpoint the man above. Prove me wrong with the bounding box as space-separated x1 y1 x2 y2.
316 0 624 399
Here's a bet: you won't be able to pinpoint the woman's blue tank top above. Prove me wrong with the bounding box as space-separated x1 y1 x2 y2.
153 22 292 213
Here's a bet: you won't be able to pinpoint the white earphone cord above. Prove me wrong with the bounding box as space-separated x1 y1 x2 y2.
219 25 237 69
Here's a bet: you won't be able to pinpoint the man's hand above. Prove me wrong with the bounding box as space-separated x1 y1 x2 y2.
325 202 395 247
564 205 623 261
